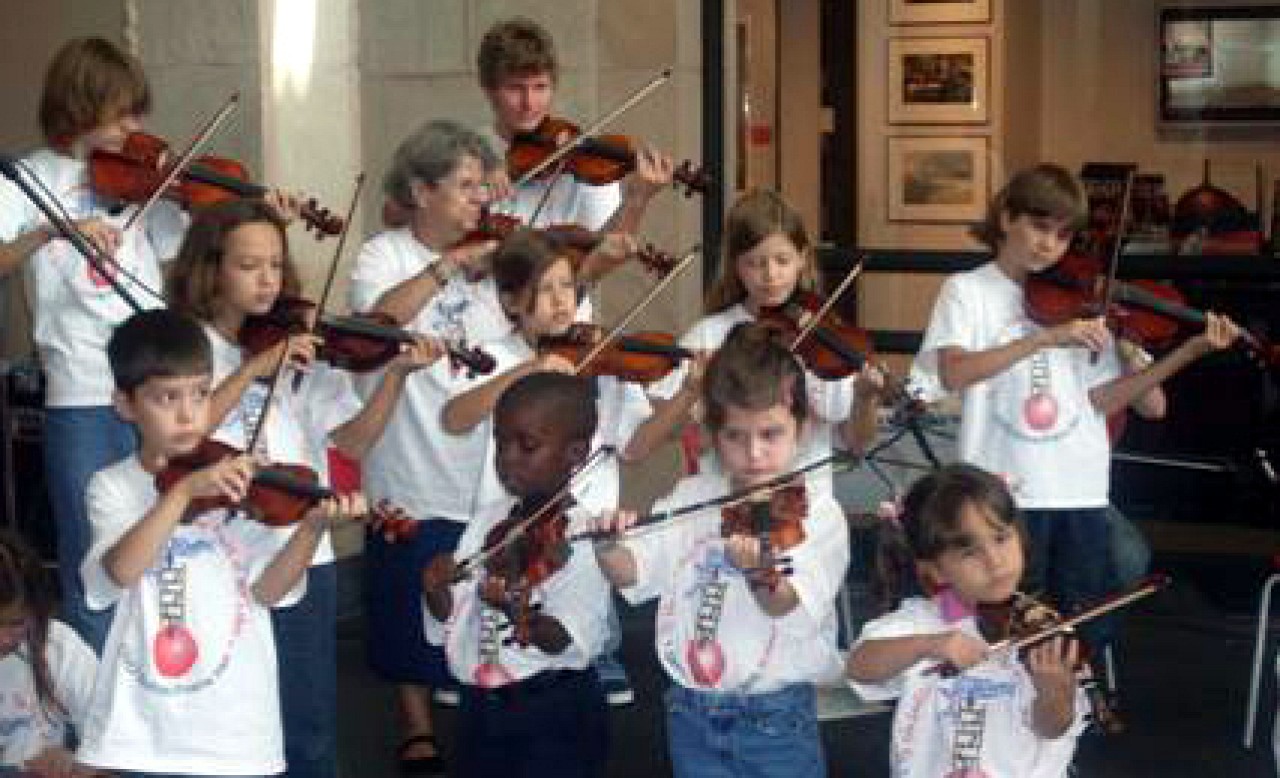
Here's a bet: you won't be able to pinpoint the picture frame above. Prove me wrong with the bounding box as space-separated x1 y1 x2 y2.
887 136 989 223
888 37 989 124
1158 6 1280 126
889 0 991 25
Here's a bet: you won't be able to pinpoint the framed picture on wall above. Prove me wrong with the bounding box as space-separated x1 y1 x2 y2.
889 0 991 25
1158 6 1280 125
887 136 989 223
888 37 988 124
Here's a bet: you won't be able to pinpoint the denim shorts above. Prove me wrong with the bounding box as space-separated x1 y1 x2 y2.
665 683 826 778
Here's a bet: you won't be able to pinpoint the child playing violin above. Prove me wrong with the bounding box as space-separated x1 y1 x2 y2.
634 189 883 496
847 463 1087 777
910 163 1239 649
0 37 297 651
592 323 850 778
165 197 440 778
422 371 612 778
80 308 367 777
475 16 673 284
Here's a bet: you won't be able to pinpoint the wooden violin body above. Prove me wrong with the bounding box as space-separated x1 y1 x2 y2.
719 481 807 591
538 323 691 384
480 497 574 647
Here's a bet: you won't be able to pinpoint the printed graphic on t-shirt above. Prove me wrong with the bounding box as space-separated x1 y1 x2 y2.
937 676 1015 777
989 318 1085 443
0 683 57 753
123 519 253 694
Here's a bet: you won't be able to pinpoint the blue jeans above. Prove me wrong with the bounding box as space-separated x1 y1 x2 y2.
43 405 136 651
271 561 337 778
665 683 825 778
1022 507 1116 648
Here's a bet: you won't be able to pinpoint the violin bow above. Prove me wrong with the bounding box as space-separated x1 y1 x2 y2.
569 244 701 377
1091 169 1136 364
451 445 618 581
567 450 864 544
787 259 864 353
122 93 240 234
509 68 673 191
309 174 366 324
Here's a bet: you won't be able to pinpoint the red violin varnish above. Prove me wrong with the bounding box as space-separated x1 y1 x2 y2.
90 131 344 239
538 323 692 384
479 496 574 649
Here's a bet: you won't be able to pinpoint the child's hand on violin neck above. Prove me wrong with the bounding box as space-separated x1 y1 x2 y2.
929 629 990 671
421 552 460 593
588 231 639 268
1190 311 1241 356
622 146 675 201
304 490 369 531
182 453 256 502
589 509 639 541
251 333 320 378
1044 316 1111 353
854 362 888 397
390 335 444 375
263 188 304 225
442 239 498 275
1024 635 1081 696
73 217 122 256
724 533 765 572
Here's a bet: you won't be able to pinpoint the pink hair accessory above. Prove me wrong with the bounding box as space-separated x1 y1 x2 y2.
876 499 903 526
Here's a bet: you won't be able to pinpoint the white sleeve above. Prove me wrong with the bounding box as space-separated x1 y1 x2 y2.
618 483 701 605
911 273 979 403
605 380 653 452
573 182 622 232
0 168 38 242
349 234 407 313
303 365 364 443
847 599 939 701
785 496 850 630
142 200 190 262
46 622 97 737
539 521 612 662
806 373 858 425
80 470 140 610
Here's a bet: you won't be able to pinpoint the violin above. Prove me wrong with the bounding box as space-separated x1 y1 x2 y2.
90 131 344 239
478 495 574 648
455 211 679 278
758 290 874 380
508 116 710 197
538 323 692 384
1024 252 1278 368
239 296 497 378
719 481 807 591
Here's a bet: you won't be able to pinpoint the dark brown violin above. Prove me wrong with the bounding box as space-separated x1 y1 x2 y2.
509 116 710 197
90 132 343 239
719 481 808 592
454 212 679 278
1024 252 1278 368
758 290 874 380
239 296 497 378
538 323 692 384
478 496 574 648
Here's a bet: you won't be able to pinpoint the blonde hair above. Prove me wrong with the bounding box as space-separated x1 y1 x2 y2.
705 189 818 313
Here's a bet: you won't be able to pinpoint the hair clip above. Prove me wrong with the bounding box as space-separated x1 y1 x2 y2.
876 499 903 526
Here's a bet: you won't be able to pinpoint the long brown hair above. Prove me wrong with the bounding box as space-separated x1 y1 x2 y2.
39 37 150 149
705 189 819 314
0 532 65 723
166 199 300 324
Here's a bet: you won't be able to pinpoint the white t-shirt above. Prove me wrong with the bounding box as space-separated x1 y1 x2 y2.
205 325 363 565
0 149 187 407
620 471 849 693
648 304 860 496
473 333 654 515
349 230 507 522
849 597 1087 778
479 126 622 231
911 262 1120 509
79 455 297 775
0 620 96 767
423 498 610 686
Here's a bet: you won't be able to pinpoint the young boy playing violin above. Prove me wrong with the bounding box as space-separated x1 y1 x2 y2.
0 37 296 651
422 371 612 778
79 308 367 777
910 163 1240 652
476 16 674 284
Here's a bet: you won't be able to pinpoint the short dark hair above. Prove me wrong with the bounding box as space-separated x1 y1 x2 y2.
108 309 211 394
496 371 597 446
477 17 558 89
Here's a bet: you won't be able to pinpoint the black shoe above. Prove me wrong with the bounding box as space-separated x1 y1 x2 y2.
398 733 445 776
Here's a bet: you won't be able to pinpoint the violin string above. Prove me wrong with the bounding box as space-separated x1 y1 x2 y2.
18 159 167 307
122 92 240 234
570 244 701 377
